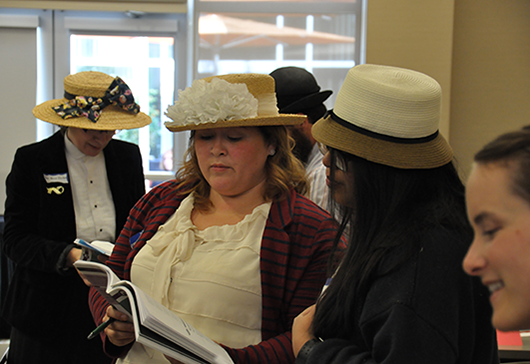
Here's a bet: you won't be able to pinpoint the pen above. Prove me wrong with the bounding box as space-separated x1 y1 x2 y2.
87 317 116 340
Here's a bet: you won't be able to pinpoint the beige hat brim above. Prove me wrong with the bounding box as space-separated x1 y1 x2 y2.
165 113 305 132
33 98 151 130
312 114 454 169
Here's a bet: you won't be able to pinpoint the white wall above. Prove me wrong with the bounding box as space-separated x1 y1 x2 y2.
450 0 530 179
366 0 455 143
0 24 38 213
365 0 530 179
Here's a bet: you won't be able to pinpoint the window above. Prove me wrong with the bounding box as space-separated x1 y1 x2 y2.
193 0 365 108
0 2 366 195
53 10 189 187
69 34 176 175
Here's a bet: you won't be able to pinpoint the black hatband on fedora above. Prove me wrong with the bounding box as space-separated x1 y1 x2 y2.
312 64 453 169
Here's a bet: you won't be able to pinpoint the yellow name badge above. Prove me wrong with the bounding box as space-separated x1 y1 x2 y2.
47 186 65 195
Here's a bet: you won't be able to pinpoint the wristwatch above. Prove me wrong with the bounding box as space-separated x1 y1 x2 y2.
294 338 322 364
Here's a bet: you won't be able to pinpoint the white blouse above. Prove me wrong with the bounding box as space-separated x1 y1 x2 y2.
119 193 271 363
64 132 116 242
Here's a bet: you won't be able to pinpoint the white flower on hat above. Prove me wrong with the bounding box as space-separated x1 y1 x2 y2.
165 78 259 128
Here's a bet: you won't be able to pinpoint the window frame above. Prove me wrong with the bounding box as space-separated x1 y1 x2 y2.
190 0 367 108
53 10 190 183
1 1 367 189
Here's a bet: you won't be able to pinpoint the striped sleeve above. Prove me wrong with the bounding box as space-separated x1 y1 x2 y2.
223 191 345 364
88 180 182 358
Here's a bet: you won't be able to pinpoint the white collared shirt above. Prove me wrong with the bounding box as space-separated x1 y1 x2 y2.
306 143 329 211
64 132 116 242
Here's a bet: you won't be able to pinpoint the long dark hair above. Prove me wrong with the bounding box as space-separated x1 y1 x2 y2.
312 150 471 340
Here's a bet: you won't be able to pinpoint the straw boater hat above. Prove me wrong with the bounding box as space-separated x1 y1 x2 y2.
312 64 453 169
270 66 332 113
164 73 305 132
33 71 151 130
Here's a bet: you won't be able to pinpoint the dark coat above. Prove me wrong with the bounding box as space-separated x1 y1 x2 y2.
306 226 499 364
2 131 145 343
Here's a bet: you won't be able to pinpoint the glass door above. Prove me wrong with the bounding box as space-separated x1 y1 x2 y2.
54 10 189 187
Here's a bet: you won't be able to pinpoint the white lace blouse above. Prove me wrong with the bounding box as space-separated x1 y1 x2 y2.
118 193 271 363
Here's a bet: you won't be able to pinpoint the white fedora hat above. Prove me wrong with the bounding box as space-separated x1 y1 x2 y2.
312 64 453 169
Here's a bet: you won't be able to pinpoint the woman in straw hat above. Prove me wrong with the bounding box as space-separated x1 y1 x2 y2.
291 64 498 364
87 73 345 364
463 126 530 332
2 71 150 364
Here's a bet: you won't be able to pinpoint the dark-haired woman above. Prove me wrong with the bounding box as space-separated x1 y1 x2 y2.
291 64 498 364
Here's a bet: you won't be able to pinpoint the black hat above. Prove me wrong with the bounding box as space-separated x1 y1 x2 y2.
270 67 332 113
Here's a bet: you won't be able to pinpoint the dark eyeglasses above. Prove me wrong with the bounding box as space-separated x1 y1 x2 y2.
317 143 347 172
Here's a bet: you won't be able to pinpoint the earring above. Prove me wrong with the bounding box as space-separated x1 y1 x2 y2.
269 149 276 156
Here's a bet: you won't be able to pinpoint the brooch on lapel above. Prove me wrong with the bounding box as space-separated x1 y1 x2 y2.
47 186 65 195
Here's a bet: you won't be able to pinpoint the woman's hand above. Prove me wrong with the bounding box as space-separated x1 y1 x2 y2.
66 247 82 267
292 305 317 357
105 305 136 347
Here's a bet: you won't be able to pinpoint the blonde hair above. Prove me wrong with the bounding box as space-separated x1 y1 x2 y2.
175 125 308 212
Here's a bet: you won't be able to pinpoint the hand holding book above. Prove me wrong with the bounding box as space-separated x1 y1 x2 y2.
74 238 114 263
99 306 136 346
74 260 234 364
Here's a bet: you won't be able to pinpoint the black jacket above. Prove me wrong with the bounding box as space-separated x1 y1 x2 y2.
307 226 499 364
2 131 145 341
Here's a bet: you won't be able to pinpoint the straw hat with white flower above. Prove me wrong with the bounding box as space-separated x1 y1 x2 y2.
164 73 306 132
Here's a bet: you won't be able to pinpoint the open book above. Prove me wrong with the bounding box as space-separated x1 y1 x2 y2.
74 238 114 256
74 260 234 364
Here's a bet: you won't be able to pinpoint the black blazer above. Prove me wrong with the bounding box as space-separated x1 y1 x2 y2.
1 131 145 338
